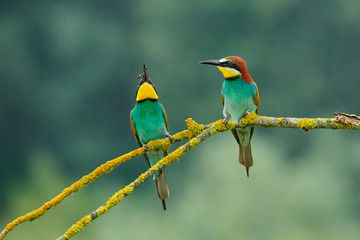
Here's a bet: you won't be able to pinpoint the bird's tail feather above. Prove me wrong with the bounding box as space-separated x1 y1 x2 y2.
155 168 170 210
239 142 253 177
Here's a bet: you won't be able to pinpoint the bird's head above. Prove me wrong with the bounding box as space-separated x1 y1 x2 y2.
200 56 252 82
135 65 159 102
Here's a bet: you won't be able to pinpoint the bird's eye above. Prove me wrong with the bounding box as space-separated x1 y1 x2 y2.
226 61 232 66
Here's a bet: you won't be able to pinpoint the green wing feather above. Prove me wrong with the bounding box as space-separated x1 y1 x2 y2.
130 111 152 167
161 104 169 131
250 82 260 138
129 112 141 147
253 82 260 114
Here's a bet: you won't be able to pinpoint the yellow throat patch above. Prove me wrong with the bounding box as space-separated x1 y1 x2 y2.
136 82 158 101
217 66 241 79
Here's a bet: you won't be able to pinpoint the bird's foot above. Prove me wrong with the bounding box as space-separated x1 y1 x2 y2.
223 115 230 125
243 111 251 117
166 133 174 142
142 144 147 151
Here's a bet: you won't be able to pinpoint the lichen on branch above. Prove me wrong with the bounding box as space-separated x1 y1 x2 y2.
1 113 359 240
57 120 225 240
235 112 360 130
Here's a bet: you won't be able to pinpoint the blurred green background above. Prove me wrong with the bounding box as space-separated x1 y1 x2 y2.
1 0 360 239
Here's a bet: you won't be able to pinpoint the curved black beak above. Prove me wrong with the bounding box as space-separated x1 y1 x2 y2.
199 59 221 66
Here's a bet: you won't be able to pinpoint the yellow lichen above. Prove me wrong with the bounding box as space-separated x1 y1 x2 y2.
97 206 107 215
172 129 190 140
189 138 200 147
242 112 258 125
186 118 204 138
225 120 236 129
161 156 171 165
63 215 92 238
213 119 232 132
297 118 317 130
0 146 148 240
335 123 355 130
163 148 184 164
5 115 360 240
146 139 165 150
162 138 172 151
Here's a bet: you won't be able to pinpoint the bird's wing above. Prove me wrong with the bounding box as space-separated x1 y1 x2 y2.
250 82 260 139
130 111 142 147
130 110 151 167
161 104 169 131
221 95 224 107
253 82 260 114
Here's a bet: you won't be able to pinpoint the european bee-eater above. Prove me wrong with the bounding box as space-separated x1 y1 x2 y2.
200 56 259 177
130 65 170 210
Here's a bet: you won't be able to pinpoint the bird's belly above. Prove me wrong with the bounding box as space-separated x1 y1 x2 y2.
223 97 257 121
137 123 167 144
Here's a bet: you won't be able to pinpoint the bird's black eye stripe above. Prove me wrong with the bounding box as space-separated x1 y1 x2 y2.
233 64 241 72
221 61 232 67
222 61 241 72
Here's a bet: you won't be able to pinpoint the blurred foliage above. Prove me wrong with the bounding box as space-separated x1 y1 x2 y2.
1 0 360 239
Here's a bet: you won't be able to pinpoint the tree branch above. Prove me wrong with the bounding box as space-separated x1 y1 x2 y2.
0 119 203 240
1 113 359 240
56 122 223 240
236 112 360 131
